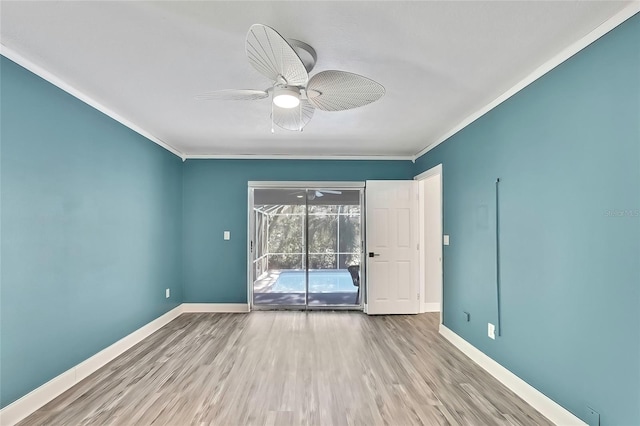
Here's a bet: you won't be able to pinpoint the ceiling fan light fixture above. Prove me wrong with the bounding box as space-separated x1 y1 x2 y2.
197 24 385 131
273 86 300 109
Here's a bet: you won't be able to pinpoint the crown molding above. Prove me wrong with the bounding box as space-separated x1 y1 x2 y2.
0 44 186 160
0 44 410 163
412 3 640 162
184 154 414 161
6 2 636 164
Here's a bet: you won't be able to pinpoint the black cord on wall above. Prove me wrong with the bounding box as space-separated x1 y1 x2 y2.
495 178 502 337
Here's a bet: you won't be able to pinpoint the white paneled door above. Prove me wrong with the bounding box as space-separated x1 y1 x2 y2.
366 181 419 315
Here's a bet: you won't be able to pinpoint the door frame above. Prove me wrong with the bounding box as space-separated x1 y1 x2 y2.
247 181 366 311
414 164 444 324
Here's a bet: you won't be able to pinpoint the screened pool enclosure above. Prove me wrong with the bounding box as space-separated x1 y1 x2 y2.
250 186 363 309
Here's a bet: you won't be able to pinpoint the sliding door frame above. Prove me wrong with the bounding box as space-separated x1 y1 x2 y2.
247 181 365 311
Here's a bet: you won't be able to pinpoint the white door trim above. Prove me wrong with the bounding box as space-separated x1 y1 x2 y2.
248 181 365 188
414 164 443 182
247 186 255 311
415 164 443 323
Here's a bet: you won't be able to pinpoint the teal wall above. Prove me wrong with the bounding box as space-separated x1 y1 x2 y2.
0 53 413 407
0 57 183 408
413 15 639 426
2 12 638 425
182 159 413 303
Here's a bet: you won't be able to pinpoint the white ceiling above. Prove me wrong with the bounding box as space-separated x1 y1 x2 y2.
0 1 633 158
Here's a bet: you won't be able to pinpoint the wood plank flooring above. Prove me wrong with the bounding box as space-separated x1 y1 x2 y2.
19 312 552 426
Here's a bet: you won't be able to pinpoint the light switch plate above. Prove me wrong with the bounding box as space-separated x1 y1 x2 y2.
165 288 170 298
443 235 450 245
224 231 230 240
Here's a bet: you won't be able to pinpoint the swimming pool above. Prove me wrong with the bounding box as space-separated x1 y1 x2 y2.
270 269 356 293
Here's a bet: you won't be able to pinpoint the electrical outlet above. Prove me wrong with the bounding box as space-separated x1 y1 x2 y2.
586 406 600 426
488 323 496 339
165 288 170 298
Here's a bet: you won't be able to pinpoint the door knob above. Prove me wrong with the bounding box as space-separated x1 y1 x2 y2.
368 252 380 257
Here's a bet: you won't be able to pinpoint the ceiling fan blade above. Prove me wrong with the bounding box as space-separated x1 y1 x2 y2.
246 24 308 86
319 190 342 195
273 99 314 131
195 89 269 101
306 71 385 111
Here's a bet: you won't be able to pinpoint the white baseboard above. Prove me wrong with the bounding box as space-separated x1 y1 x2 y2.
0 305 184 426
422 302 440 312
438 325 586 426
0 302 252 424
181 303 249 313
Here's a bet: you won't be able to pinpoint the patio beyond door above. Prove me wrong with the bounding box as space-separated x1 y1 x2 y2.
250 185 363 310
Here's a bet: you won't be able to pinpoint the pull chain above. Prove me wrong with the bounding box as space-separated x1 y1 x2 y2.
271 85 275 134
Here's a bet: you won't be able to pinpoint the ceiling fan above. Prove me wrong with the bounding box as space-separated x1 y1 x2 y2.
196 24 385 132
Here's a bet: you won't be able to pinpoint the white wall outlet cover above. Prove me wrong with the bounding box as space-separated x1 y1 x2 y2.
488 323 496 339
443 235 450 245
165 288 170 298
224 231 230 240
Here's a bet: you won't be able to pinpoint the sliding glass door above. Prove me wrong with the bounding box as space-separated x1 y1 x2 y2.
252 188 307 307
306 190 362 306
250 185 363 310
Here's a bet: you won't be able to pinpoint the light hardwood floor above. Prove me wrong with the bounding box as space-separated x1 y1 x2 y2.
20 312 552 425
